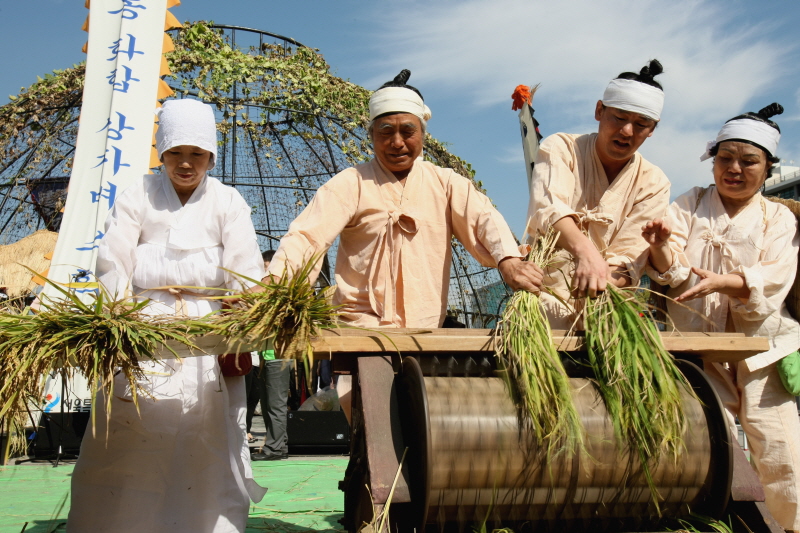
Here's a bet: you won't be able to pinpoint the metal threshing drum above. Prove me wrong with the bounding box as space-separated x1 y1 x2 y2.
396 357 733 532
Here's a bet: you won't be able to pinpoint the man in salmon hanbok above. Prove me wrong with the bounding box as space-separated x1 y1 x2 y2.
267 70 544 329
526 60 671 329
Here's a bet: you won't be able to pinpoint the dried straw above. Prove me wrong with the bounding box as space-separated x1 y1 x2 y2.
212 256 339 379
0 280 205 428
0 229 58 297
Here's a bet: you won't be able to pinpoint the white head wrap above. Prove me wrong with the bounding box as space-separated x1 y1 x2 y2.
369 87 432 126
155 99 218 170
601 78 664 122
699 118 781 161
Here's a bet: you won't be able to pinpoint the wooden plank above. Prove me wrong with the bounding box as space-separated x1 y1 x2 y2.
151 328 769 362
312 328 768 361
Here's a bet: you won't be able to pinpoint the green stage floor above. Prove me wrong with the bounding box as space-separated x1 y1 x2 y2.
0 457 348 533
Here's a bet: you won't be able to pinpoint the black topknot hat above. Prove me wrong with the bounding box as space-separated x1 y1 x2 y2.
377 69 424 101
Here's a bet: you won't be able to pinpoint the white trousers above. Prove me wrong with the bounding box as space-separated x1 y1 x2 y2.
67 356 267 533
706 360 800 531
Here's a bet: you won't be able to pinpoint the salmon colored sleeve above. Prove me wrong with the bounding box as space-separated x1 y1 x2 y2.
645 187 699 287
604 166 670 284
267 170 360 283
525 133 581 238
444 169 523 268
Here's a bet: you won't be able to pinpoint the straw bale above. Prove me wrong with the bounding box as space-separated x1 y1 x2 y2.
0 230 58 297
766 196 800 320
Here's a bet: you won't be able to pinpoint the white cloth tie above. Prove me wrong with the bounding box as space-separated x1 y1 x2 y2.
699 230 731 331
577 206 615 227
367 209 418 325
155 99 218 168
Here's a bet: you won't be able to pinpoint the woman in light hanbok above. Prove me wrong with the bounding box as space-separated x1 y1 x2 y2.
642 103 800 532
67 99 266 533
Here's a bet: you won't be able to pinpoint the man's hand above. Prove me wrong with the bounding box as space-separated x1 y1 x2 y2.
571 243 612 297
552 216 613 297
498 257 544 293
675 267 750 302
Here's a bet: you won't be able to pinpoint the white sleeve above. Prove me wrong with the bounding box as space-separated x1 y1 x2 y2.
96 187 142 297
222 191 266 291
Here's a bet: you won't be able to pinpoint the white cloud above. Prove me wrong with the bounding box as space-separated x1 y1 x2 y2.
361 0 794 204
639 124 717 198
365 0 787 125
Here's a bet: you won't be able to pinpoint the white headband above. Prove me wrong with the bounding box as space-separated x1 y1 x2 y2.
601 78 664 121
700 118 781 161
155 99 218 170
369 87 432 125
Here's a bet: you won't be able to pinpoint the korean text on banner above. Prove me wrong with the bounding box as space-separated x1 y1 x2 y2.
44 0 168 303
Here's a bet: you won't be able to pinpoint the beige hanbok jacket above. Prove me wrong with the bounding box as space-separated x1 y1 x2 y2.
267 158 523 328
647 186 800 371
526 133 670 326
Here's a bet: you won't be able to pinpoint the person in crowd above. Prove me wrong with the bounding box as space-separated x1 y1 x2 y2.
526 60 670 329
642 103 800 532
266 69 543 328
251 249 293 461
68 99 266 533
244 358 261 444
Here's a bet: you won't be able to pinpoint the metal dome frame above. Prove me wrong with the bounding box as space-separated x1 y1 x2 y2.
0 22 512 327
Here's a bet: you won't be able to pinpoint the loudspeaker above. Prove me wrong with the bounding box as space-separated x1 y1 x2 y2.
34 411 90 458
287 411 349 452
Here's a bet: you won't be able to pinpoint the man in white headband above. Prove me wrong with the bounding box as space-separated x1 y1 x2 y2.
525 60 670 328
267 70 544 421
269 69 543 328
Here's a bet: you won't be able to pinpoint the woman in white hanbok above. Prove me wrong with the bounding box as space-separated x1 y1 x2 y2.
642 103 800 532
67 99 266 533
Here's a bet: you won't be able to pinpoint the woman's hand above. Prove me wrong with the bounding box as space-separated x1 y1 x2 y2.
498 257 544 293
675 267 750 302
223 280 272 308
641 218 673 274
642 218 672 247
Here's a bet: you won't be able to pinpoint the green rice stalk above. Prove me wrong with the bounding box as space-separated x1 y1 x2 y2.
213 255 340 365
583 285 697 512
0 278 206 430
497 230 583 457
671 512 737 533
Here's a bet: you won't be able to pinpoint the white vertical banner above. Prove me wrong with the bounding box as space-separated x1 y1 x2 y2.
40 0 168 416
44 0 167 302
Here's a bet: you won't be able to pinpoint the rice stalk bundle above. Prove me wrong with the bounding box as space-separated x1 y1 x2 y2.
1 410 29 463
583 285 695 509
0 281 204 426
496 230 583 456
213 256 339 375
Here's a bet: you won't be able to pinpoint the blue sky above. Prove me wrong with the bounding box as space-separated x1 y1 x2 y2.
2 0 800 235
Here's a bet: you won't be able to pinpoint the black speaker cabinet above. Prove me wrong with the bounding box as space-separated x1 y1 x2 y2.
287 410 350 453
34 411 90 458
